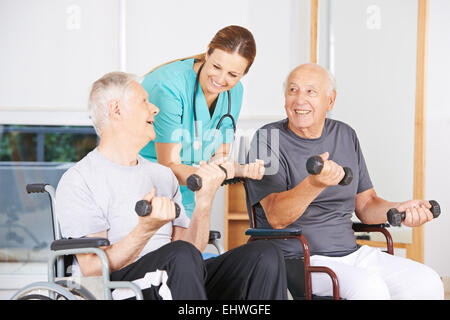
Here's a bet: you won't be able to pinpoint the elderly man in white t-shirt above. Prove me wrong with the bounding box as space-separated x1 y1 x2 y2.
55 72 287 300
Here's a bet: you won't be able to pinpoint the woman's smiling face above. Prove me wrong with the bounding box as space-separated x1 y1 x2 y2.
199 48 249 96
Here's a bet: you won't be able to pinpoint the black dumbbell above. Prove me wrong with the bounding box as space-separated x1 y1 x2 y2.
186 165 229 191
135 199 181 218
306 155 353 186
387 200 441 227
186 174 203 191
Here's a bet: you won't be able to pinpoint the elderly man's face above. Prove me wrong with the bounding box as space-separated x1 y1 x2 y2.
121 81 159 142
284 64 335 139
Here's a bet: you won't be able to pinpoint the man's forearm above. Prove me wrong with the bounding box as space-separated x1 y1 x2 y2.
105 224 157 272
177 200 212 252
356 197 400 225
355 189 400 225
173 161 225 252
79 224 156 276
263 175 325 229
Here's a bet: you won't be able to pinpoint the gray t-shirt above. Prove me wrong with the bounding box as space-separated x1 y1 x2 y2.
55 148 190 275
246 118 373 258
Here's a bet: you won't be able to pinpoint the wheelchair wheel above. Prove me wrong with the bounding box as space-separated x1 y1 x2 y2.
17 294 53 300
55 280 97 300
11 281 78 300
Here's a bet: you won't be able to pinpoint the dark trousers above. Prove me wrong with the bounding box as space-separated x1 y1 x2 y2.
110 240 287 300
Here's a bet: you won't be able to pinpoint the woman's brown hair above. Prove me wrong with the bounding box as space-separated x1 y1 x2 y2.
145 25 256 76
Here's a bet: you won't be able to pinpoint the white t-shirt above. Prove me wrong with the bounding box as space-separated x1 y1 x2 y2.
55 148 190 275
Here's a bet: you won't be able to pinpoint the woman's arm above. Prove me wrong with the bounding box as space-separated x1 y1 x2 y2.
211 143 265 180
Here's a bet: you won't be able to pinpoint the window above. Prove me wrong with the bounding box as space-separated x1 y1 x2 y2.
0 125 97 263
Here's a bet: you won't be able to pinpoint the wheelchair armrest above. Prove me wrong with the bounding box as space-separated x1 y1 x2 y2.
245 227 339 299
50 237 110 251
207 230 224 255
245 228 302 237
352 222 390 231
352 222 394 255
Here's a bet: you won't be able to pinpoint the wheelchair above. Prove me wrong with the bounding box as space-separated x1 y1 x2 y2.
240 179 394 300
10 183 224 300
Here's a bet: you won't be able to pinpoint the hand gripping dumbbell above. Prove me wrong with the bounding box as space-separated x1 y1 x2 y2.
306 155 353 186
186 165 240 191
135 199 181 218
387 200 441 227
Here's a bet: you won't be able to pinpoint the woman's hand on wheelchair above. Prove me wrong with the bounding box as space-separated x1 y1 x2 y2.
236 159 265 180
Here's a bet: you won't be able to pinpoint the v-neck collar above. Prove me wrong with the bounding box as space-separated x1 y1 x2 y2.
192 61 226 124
194 88 225 123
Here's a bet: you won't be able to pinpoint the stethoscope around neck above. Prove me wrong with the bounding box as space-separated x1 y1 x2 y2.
192 63 236 150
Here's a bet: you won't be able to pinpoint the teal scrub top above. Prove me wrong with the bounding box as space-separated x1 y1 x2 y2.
139 59 243 218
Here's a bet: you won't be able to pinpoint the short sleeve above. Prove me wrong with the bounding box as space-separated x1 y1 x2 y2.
352 131 373 194
55 169 109 238
246 127 288 206
147 82 184 144
168 168 190 228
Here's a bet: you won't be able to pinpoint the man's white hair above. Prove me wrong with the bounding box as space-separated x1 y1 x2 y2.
283 63 337 96
88 71 143 135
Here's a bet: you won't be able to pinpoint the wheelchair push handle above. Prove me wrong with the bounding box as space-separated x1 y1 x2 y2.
135 199 181 218
26 183 49 194
387 200 441 227
306 155 353 186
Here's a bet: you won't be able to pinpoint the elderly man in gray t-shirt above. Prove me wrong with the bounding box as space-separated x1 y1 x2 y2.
246 63 443 300
56 72 287 300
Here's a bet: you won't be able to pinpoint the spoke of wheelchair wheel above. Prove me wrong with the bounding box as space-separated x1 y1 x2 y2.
20 288 69 300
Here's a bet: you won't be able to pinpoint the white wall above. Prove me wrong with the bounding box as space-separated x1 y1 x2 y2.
424 0 450 278
315 0 450 276
318 0 418 244
0 0 119 111
125 0 297 120
0 0 308 122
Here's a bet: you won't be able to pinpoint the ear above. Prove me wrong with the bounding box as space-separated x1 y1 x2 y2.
327 90 336 112
108 99 122 120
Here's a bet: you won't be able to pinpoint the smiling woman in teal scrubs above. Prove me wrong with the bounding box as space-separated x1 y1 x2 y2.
140 25 264 218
